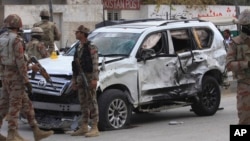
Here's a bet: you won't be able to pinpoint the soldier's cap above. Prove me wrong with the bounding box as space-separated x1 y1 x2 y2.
234 9 250 25
74 25 90 34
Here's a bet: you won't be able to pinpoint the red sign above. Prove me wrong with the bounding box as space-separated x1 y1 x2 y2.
103 0 140 10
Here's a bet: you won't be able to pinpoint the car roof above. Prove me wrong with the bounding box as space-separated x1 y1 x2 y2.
93 19 214 34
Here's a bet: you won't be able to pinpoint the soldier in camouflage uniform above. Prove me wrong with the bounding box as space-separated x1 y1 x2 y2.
226 9 250 124
26 27 48 59
71 25 99 137
0 14 53 141
33 9 61 56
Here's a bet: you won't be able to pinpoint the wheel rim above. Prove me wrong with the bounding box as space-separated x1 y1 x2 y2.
202 82 218 109
108 98 128 129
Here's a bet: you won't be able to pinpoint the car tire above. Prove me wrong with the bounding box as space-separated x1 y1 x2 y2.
191 76 221 116
98 89 132 131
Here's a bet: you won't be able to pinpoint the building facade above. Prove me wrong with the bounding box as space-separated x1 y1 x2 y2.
0 0 249 48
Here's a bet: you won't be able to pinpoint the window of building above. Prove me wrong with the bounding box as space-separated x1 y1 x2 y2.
107 10 121 21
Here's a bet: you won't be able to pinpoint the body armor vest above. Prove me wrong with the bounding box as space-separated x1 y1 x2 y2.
36 21 54 48
0 32 17 66
74 42 93 73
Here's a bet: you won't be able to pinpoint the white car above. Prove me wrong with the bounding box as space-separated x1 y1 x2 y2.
27 19 228 131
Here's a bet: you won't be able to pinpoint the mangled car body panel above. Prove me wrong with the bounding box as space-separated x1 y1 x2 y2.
28 19 228 130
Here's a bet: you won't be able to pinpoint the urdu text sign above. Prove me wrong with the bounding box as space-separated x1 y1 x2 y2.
103 0 140 10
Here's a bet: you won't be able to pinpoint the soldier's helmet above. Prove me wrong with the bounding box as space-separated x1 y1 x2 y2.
74 25 90 34
31 27 43 36
40 9 50 17
4 14 22 28
234 9 250 25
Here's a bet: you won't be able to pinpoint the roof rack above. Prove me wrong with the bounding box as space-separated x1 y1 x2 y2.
158 18 207 26
95 18 164 28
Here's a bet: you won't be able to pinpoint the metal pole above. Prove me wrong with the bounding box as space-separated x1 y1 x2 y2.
49 0 53 22
234 0 240 33
102 0 105 26
169 3 171 20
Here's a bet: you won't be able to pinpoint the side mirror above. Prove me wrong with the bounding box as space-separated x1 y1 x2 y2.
140 48 155 62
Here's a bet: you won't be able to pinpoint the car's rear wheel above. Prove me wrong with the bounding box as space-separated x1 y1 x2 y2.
98 89 132 131
191 76 221 116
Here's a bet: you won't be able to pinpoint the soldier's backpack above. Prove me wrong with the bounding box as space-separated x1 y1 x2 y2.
0 32 17 66
36 22 54 48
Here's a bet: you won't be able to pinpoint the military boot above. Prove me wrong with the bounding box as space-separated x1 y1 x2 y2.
71 124 88 136
0 133 6 141
6 129 24 141
85 123 99 137
33 126 54 141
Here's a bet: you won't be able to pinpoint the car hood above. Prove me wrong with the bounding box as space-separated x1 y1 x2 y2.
35 55 125 75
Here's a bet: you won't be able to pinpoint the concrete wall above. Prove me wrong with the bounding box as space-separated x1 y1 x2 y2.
2 4 103 47
0 0 66 4
0 0 101 4
66 0 101 4
2 3 250 48
146 5 250 20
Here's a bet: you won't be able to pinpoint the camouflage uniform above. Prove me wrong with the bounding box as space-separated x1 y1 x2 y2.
0 13 29 130
26 38 48 59
71 25 99 137
0 14 53 141
33 9 61 56
26 27 48 59
226 9 250 124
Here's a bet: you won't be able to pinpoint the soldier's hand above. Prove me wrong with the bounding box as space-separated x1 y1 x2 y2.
31 64 40 72
71 82 78 91
90 80 97 89
25 82 32 95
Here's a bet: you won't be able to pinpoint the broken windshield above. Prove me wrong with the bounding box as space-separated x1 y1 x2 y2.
90 32 140 56
64 32 140 57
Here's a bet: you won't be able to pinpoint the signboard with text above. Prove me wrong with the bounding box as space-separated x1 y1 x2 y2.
103 0 140 10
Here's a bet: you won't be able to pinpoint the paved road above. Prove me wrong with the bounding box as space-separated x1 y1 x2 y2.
0 82 238 141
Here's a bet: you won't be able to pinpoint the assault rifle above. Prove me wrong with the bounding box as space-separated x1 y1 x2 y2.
72 59 89 91
30 56 56 90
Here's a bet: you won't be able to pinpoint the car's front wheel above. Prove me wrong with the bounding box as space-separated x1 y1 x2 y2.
191 76 221 116
98 89 132 131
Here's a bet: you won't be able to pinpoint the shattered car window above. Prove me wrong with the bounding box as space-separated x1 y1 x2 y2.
64 32 140 56
91 32 140 56
142 33 162 49
170 29 191 53
192 28 213 49
65 32 140 56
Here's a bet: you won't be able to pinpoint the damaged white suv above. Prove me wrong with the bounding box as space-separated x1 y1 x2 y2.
28 19 228 131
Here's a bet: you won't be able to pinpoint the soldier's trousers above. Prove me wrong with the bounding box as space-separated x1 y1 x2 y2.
237 82 250 124
0 79 37 129
77 87 99 124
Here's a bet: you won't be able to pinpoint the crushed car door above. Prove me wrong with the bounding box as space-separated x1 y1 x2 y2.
137 32 178 100
167 28 213 88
